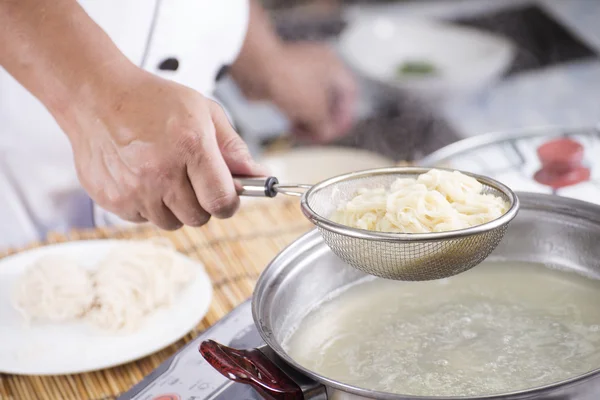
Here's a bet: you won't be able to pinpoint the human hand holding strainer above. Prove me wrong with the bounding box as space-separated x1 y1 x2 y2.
236 167 519 281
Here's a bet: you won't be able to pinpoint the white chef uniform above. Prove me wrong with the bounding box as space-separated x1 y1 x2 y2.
0 0 249 250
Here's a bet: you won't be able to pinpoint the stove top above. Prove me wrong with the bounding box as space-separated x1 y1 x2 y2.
118 300 264 400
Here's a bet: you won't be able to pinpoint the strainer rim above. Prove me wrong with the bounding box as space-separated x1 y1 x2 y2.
300 166 520 242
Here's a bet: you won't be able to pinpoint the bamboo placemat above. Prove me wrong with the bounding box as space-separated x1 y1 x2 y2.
0 198 312 400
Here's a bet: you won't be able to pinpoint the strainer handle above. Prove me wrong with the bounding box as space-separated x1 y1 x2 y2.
235 176 311 198
236 177 280 197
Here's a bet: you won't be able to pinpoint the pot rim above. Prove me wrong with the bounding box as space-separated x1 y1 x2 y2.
253 192 600 400
420 124 599 167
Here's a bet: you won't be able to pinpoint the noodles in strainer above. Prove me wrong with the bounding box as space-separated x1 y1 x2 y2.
330 169 508 233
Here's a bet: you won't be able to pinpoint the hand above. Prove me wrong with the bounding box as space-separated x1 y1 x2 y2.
61 69 267 230
232 41 357 143
266 42 357 143
228 2 356 143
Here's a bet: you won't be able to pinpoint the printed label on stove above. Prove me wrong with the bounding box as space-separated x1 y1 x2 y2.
119 300 265 400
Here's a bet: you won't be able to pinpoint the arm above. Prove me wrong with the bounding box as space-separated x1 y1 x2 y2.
0 0 266 230
229 0 283 100
229 0 357 143
0 0 135 131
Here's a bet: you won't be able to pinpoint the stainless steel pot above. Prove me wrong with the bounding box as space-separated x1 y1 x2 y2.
200 192 600 400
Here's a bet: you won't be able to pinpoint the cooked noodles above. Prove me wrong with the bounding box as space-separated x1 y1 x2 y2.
88 240 195 332
330 169 508 233
12 255 95 323
11 239 196 333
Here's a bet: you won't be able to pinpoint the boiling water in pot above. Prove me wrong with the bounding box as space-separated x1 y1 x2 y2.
283 261 600 396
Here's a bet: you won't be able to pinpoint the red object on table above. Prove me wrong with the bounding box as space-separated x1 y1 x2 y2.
534 138 590 189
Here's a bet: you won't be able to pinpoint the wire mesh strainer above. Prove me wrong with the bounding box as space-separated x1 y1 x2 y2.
237 167 519 281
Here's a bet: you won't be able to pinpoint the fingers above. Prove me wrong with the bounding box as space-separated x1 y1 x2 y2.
208 101 269 177
184 119 240 219
268 44 356 143
118 211 147 223
293 75 356 143
113 179 209 231
100 164 187 231
113 108 251 227
330 68 357 136
288 85 338 144
292 121 334 144
89 152 208 231
87 99 257 230
140 201 183 231
163 174 211 227
80 168 149 225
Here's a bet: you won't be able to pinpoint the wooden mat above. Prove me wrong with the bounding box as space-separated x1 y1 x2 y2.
0 198 312 400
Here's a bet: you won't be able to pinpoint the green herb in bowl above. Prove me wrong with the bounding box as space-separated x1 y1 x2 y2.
396 60 438 78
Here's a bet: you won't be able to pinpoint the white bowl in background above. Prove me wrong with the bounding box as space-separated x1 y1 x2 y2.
260 146 394 184
337 15 516 100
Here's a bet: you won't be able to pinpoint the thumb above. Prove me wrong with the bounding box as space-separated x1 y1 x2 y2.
209 101 270 177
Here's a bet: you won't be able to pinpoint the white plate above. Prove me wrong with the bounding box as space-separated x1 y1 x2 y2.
0 240 213 375
260 146 395 184
338 15 515 100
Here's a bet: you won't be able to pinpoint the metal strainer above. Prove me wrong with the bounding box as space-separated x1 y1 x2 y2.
237 167 519 281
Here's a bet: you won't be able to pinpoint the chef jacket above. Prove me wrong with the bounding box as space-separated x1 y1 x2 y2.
0 0 249 249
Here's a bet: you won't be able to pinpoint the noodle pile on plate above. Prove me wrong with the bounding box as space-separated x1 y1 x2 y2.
11 239 195 333
11 255 95 323
331 169 508 233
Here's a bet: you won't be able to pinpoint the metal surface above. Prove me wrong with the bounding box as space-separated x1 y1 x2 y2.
300 167 519 281
237 177 310 197
419 124 600 167
238 167 519 281
237 177 281 197
120 300 266 400
259 345 328 400
252 192 600 400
